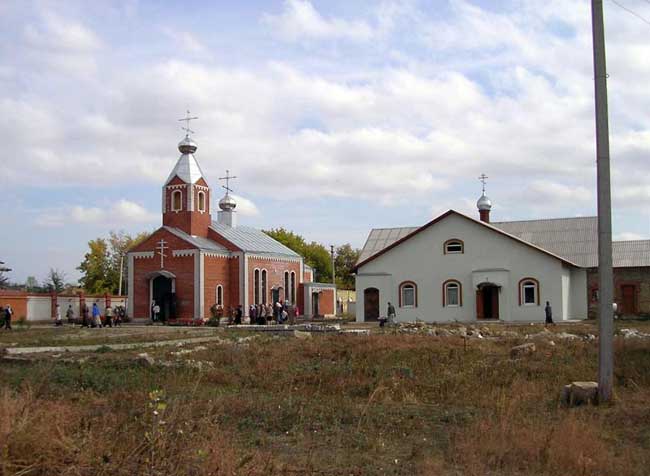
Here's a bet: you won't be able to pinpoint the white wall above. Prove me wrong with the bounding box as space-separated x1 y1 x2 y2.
356 213 586 323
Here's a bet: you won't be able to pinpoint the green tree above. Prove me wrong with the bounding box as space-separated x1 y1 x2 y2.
44 268 66 293
77 231 150 294
25 276 41 292
263 228 332 283
334 244 360 290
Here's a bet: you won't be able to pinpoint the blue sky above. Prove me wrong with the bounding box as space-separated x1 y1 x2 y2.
2 0 650 284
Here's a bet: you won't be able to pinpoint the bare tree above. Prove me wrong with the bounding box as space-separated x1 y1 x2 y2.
44 268 66 293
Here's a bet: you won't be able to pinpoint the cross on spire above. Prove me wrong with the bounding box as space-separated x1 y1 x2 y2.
478 173 488 194
178 110 198 137
218 169 237 195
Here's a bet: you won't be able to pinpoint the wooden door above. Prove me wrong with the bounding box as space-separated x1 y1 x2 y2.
621 285 636 314
364 288 379 321
476 290 484 319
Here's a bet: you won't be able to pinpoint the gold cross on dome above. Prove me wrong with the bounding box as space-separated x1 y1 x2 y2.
178 110 198 137
218 169 237 195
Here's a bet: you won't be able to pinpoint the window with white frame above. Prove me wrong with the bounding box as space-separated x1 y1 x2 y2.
172 190 182 211
290 271 296 304
198 191 206 212
444 239 464 254
400 282 416 307
216 285 223 306
520 279 539 306
254 269 260 304
284 271 289 301
444 281 461 307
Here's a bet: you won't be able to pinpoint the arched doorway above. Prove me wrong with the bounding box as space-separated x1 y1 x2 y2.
364 288 379 321
476 283 499 320
149 271 176 321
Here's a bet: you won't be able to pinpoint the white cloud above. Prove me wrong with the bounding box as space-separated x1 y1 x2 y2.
230 194 260 217
161 28 208 54
35 200 158 228
263 0 374 41
24 13 102 52
615 232 646 241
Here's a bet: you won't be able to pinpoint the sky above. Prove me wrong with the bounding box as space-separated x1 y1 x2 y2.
2 0 650 284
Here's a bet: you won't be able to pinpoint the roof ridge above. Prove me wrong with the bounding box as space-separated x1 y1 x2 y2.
493 216 597 224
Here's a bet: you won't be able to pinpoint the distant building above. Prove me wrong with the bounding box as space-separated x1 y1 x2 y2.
127 126 335 321
354 183 650 323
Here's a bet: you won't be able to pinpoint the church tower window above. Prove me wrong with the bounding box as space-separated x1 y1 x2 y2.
198 191 206 212
172 190 182 212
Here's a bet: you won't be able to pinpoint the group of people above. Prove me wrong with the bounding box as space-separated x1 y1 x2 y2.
55 302 125 328
212 301 298 326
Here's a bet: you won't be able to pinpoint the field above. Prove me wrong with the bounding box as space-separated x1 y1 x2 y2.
1 322 649 476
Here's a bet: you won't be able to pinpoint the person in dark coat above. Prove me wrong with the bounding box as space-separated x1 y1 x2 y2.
81 303 90 327
234 305 243 325
545 301 554 325
3 304 13 330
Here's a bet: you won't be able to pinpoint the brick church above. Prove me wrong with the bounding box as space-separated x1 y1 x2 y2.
127 126 335 322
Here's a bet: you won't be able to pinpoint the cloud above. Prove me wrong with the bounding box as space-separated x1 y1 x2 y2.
615 232 647 241
35 200 158 228
263 0 374 41
230 194 260 217
161 28 208 55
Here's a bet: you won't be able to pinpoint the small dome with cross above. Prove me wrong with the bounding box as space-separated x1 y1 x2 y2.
178 136 197 154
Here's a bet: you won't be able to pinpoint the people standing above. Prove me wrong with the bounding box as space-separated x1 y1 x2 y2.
92 302 102 328
81 302 89 327
235 305 243 325
3 304 12 330
387 302 396 326
105 304 113 328
54 304 63 327
66 304 74 324
544 301 554 326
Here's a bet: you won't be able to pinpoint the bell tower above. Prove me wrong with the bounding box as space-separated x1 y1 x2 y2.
162 112 212 237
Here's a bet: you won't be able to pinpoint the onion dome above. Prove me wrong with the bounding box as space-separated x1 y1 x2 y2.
178 135 198 154
219 193 237 211
477 192 492 211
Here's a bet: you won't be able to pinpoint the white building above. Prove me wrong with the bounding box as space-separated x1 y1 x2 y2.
353 189 588 323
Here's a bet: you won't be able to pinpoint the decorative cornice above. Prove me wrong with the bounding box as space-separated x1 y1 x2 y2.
131 251 155 259
166 184 186 190
173 249 196 258
204 252 234 259
246 253 301 263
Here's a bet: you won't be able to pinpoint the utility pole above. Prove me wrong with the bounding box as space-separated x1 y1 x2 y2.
118 255 124 296
330 245 336 285
591 0 614 403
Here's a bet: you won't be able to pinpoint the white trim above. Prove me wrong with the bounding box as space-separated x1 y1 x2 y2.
299 258 304 283
445 282 460 307
172 249 196 258
253 268 261 304
522 282 537 306
188 184 194 211
400 283 416 308
127 253 134 317
196 251 204 318
216 284 223 306
166 184 186 190
203 251 232 258
245 253 302 263
162 186 166 213
261 269 268 304
131 251 155 259
197 190 206 213
290 270 296 304
242 253 249 313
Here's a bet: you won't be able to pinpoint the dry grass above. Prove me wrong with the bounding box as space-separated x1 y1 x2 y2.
1 331 649 475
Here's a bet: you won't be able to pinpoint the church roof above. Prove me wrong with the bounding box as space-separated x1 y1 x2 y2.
163 226 230 253
165 153 206 185
357 214 650 269
209 223 301 258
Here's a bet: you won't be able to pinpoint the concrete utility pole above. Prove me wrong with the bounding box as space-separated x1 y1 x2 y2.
591 0 614 403
330 245 336 285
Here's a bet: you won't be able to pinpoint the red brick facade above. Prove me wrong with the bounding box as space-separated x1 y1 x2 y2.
162 176 212 237
247 257 301 306
204 255 240 314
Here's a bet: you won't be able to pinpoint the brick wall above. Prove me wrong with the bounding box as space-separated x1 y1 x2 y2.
247 258 301 305
204 255 236 315
587 266 650 318
132 229 197 319
319 289 335 315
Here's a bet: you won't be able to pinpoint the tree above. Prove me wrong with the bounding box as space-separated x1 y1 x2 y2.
263 228 333 282
0 260 10 288
44 268 66 293
25 276 41 292
77 231 150 294
334 244 360 290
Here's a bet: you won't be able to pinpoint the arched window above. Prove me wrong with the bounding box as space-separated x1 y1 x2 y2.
519 278 540 306
444 239 464 254
290 271 296 304
216 285 223 306
198 191 206 212
254 269 260 304
172 190 182 212
284 271 289 301
261 270 267 304
443 279 462 307
399 281 417 307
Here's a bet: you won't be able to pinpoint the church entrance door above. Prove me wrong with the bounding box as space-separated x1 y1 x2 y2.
476 285 499 320
364 288 379 321
312 292 320 317
152 275 174 322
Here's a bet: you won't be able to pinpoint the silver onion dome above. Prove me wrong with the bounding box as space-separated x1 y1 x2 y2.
219 193 237 211
178 136 198 155
477 192 492 211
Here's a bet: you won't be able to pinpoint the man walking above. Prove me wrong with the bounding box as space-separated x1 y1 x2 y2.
66 304 75 324
3 304 12 330
387 302 396 326
544 301 554 326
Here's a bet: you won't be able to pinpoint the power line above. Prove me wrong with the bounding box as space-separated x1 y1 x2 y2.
609 0 650 26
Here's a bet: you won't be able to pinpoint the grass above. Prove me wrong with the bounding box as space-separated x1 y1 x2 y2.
1 328 649 475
